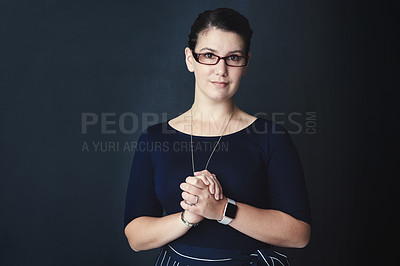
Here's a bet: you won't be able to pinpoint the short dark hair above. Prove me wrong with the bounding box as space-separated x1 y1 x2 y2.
188 8 253 55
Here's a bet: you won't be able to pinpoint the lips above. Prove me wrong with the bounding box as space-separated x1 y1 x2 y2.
211 81 229 88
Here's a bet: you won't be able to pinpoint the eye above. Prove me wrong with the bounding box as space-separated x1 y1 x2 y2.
228 55 240 61
204 53 216 59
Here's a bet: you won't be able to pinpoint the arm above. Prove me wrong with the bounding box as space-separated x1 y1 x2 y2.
124 129 227 251
180 178 311 248
229 202 310 248
180 124 311 248
125 170 224 251
124 130 205 251
124 211 200 251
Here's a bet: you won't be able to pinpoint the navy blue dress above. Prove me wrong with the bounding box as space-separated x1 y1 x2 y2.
124 118 311 257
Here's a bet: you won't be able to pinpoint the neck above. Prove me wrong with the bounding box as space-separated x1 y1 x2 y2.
191 98 235 122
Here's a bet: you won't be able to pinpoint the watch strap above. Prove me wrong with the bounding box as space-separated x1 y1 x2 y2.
218 198 237 225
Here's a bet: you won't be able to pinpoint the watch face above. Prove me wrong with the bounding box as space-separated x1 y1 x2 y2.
225 203 238 219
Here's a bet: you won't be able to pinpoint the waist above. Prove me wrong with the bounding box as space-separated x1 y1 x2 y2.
155 242 289 266
170 220 272 249
171 241 272 257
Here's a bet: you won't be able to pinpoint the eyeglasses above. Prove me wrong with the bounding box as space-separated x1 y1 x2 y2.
191 50 249 67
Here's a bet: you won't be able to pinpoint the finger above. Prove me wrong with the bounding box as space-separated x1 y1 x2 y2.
180 182 202 195
185 176 207 189
212 174 224 200
180 200 197 213
197 172 219 197
203 174 216 195
194 171 220 198
210 174 223 200
181 191 198 205
211 178 219 200
194 170 207 176
180 200 189 210
200 173 220 200
194 169 212 177
190 175 210 186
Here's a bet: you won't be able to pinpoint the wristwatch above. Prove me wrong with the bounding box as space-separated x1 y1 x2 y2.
218 198 238 225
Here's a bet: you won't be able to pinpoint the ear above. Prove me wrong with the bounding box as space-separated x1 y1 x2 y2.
185 47 195 73
242 52 251 76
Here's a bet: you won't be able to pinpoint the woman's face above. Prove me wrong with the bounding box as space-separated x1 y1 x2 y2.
185 28 250 103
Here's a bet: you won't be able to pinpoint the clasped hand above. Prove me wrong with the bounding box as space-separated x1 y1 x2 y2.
180 170 227 224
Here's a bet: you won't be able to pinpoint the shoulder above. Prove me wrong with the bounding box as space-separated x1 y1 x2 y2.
139 121 171 140
250 117 287 135
167 111 190 133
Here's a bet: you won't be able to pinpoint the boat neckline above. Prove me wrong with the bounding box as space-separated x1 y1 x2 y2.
166 117 259 138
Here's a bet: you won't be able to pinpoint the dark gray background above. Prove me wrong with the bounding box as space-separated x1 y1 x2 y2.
0 0 397 265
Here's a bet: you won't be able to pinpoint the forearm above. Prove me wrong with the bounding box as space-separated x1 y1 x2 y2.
180 175 311 248
229 202 311 248
124 212 190 251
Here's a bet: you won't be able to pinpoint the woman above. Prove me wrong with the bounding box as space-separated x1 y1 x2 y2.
124 8 311 265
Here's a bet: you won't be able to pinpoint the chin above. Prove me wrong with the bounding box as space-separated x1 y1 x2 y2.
207 91 234 102
197 84 238 102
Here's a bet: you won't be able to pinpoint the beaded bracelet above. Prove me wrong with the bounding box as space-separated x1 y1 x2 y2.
180 211 200 227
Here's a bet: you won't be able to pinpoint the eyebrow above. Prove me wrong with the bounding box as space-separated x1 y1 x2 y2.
199 47 244 55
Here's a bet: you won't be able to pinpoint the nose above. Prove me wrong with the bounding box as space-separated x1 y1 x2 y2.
214 58 228 76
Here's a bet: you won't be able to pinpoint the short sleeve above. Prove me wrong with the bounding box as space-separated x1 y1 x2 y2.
124 129 163 227
265 124 311 224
